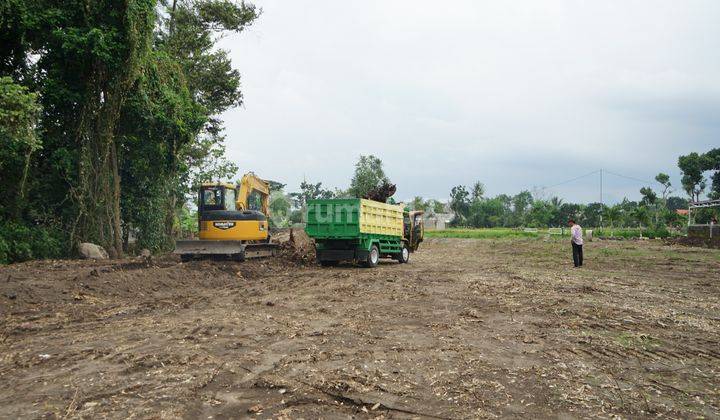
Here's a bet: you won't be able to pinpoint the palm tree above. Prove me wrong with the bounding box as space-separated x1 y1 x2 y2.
630 206 650 228
603 205 622 229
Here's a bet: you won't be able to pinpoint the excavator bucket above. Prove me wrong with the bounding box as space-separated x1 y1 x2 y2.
174 240 277 261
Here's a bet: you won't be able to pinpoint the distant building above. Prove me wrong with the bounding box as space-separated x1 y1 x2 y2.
676 209 689 216
424 213 454 230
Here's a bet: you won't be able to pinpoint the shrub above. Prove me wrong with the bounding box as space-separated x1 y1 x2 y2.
645 225 670 239
0 220 66 264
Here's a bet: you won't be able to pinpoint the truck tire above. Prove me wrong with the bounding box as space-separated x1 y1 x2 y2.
320 260 339 267
364 244 380 268
397 243 410 264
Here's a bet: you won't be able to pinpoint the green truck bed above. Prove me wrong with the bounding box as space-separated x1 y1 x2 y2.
305 198 408 267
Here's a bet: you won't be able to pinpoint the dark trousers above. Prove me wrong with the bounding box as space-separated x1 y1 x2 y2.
572 242 583 267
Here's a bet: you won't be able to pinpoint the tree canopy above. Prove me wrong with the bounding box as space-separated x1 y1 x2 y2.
348 155 390 199
0 0 259 262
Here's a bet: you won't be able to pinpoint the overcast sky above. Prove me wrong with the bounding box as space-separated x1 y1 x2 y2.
219 1 720 204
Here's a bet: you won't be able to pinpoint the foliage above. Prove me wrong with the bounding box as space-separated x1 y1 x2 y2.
449 185 470 224
425 228 538 239
268 190 291 228
430 199 447 214
0 221 66 264
0 76 40 215
289 180 334 208
468 198 508 228
178 206 198 236
666 196 689 212
0 0 259 261
348 155 389 198
639 187 657 206
427 226 676 241
655 173 672 201
471 182 485 202
678 149 720 201
410 196 428 212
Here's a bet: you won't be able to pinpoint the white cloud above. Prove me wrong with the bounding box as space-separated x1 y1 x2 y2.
219 0 720 202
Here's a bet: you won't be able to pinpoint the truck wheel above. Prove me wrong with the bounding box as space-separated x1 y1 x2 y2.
364 245 380 268
398 244 410 264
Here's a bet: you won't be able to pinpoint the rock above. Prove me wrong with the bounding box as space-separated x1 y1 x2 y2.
78 243 109 260
5 291 16 300
139 248 151 258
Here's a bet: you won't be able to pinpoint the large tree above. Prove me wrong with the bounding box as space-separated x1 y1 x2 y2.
0 77 40 217
348 155 390 198
118 0 258 250
0 0 259 259
678 152 707 202
449 185 470 224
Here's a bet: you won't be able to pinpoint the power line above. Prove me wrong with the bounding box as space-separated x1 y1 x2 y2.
539 170 601 190
603 169 659 185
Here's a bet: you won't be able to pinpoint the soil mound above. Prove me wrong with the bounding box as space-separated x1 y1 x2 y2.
665 236 720 249
272 227 316 264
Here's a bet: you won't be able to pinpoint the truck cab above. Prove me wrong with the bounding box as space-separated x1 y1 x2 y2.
404 210 424 252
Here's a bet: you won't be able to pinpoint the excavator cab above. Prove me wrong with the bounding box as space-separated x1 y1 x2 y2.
199 184 235 212
197 182 268 242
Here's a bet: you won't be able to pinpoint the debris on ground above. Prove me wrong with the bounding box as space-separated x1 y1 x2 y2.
273 228 316 264
0 239 718 418
666 235 720 249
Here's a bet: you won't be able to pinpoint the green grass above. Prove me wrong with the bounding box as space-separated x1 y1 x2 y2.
616 332 663 350
426 227 678 240
425 228 540 239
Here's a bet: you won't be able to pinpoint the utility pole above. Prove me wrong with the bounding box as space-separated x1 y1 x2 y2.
600 168 603 229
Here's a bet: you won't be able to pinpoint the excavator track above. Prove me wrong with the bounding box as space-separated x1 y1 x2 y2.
174 240 277 262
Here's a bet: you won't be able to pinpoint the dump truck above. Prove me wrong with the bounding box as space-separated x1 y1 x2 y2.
305 198 424 267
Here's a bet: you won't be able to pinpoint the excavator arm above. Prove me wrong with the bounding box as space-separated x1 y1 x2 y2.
237 172 271 215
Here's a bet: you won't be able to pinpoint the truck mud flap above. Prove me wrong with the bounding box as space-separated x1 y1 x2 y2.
317 249 369 262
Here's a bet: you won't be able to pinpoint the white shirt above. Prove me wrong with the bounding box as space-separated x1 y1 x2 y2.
571 224 584 245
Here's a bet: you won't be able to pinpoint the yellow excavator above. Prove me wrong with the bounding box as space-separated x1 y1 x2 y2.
174 172 278 261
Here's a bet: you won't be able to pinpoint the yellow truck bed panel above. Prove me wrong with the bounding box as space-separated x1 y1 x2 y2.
358 199 404 236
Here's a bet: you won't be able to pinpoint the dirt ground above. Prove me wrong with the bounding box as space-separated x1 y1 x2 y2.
1 237 719 419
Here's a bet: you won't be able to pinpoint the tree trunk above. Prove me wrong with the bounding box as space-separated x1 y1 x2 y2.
111 140 123 256
70 0 154 257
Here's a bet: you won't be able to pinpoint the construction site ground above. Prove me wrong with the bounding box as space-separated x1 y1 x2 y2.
1 237 719 418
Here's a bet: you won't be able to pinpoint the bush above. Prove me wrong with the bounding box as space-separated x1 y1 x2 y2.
594 226 672 239
645 225 670 239
0 220 66 264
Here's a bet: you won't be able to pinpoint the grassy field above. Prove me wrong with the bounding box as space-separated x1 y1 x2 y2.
426 227 676 239
425 227 540 239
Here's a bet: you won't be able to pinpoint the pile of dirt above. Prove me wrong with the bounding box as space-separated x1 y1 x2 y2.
362 181 397 202
666 235 720 249
272 227 316 264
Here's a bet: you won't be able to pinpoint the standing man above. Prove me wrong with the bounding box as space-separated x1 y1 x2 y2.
568 219 583 267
